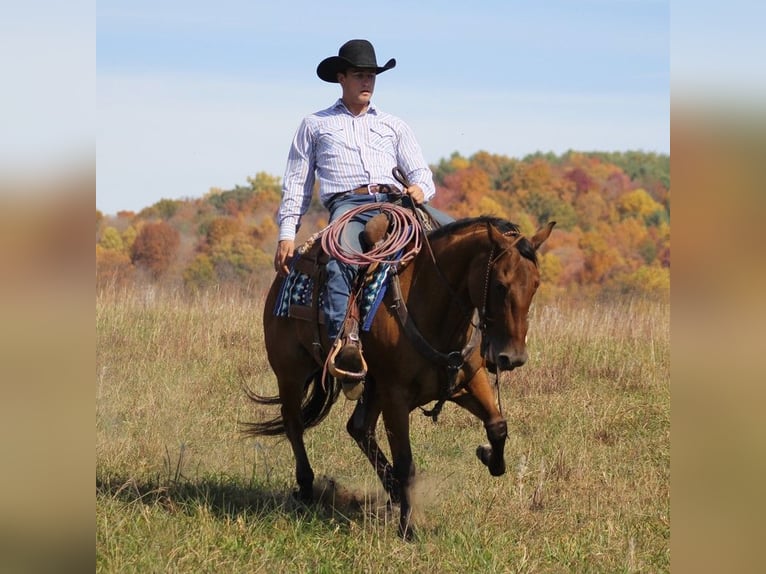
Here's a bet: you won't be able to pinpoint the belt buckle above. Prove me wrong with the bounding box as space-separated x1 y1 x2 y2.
367 183 379 194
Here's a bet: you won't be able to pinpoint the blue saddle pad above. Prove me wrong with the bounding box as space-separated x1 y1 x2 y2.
273 258 393 331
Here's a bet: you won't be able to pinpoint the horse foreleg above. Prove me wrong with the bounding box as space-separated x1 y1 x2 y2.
382 403 417 541
476 419 508 477
280 396 314 502
450 372 508 477
346 396 400 503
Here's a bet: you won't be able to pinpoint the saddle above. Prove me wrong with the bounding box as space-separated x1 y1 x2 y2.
273 206 441 389
274 213 395 365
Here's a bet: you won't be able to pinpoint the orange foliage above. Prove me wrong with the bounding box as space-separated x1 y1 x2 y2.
96 245 133 288
206 217 242 247
436 167 493 217
130 221 180 279
97 150 669 298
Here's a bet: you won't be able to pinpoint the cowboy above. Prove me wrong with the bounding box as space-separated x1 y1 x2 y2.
274 39 452 399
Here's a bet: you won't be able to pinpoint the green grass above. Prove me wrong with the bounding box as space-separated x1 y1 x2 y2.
97 288 669 572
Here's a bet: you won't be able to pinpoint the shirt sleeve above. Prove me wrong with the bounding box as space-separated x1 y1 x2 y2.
395 120 436 202
277 119 316 241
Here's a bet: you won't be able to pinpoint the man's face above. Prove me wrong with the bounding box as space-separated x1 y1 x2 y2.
338 68 377 107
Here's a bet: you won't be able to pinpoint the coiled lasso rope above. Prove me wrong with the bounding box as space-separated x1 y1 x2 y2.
320 202 422 267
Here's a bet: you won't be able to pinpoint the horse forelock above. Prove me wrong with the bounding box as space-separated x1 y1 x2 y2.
428 216 537 265
513 237 538 265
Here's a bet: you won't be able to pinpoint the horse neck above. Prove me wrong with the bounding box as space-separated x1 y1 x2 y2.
400 228 492 338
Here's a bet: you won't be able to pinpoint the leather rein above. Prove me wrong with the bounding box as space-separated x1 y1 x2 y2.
388 216 522 422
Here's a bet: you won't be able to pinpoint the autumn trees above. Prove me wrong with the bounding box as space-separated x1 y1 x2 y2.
96 153 670 299
430 150 669 299
130 221 180 279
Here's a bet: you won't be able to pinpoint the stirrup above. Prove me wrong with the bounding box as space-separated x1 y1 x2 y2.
327 338 368 400
327 338 368 380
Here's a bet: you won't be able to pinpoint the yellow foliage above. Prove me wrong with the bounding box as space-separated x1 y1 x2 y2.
475 196 505 218
540 251 563 285
619 265 670 297
122 226 137 251
183 254 216 291
449 155 470 171
99 226 124 251
514 212 537 237
512 159 554 195
618 188 663 219
575 190 608 230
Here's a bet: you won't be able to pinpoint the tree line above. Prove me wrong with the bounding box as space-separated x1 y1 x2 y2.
96 150 669 300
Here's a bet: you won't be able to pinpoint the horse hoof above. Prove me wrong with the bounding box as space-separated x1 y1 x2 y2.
342 380 365 401
398 523 417 542
476 445 506 476
292 487 313 504
476 444 492 467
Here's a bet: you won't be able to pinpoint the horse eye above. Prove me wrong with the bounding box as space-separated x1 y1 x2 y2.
493 282 508 298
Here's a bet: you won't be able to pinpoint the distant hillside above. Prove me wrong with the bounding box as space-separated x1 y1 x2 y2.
96 150 669 300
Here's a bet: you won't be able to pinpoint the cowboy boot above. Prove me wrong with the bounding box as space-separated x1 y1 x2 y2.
327 318 367 400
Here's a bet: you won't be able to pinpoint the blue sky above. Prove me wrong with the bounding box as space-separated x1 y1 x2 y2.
95 0 670 214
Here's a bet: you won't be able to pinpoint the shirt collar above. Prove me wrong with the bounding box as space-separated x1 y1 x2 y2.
333 98 378 115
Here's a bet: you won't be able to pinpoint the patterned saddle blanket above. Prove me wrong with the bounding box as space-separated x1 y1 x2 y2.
273 250 393 332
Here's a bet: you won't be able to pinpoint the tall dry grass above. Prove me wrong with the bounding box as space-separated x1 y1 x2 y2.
97 286 669 572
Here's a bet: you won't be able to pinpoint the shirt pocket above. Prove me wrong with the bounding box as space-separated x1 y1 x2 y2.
317 125 346 147
316 125 348 163
368 125 397 155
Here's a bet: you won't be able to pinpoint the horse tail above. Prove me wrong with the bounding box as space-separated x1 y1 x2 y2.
240 371 341 437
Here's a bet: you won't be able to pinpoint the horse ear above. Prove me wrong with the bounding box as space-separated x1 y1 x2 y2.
530 221 556 250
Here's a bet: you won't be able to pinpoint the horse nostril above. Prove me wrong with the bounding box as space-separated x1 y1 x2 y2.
498 353 526 371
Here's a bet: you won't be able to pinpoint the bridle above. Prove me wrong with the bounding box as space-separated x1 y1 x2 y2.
392 224 525 421
478 230 524 354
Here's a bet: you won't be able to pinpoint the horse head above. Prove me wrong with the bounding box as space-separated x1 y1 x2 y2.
471 220 555 373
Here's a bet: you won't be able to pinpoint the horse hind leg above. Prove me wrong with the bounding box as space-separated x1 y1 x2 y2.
381 401 417 541
346 392 400 504
280 383 315 502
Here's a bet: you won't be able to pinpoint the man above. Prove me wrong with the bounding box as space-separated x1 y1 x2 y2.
274 39 451 399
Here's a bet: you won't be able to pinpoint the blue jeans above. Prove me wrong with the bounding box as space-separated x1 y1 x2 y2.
323 193 452 341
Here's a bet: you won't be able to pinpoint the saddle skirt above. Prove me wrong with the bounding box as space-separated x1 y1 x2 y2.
273 234 393 332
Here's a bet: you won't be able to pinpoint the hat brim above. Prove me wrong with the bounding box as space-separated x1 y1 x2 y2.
316 57 396 83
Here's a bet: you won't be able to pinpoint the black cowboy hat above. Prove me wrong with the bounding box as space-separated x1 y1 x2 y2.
316 39 396 83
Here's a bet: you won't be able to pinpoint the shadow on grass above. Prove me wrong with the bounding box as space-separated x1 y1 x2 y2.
96 472 393 531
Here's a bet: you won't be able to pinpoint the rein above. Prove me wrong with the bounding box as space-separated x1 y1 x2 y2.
389 274 481 421
397 223 523 422
392 166 476 324
478 230 524 337
318 177 522 422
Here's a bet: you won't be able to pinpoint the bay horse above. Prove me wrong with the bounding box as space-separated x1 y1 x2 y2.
243 216 554 539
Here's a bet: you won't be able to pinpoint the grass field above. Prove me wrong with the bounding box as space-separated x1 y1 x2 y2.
96 287 669 573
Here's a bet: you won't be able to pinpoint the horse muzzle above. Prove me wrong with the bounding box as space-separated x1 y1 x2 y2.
486 349 528 373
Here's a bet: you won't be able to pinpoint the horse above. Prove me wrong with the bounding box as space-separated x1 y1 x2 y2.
243 216 555 539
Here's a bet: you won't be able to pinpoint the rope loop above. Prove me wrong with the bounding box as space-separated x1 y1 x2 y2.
320 202 422 267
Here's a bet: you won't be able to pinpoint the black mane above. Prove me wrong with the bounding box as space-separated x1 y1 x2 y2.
427 216 538 264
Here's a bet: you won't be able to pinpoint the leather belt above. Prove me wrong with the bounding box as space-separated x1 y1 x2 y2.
351 183 399 195
324 184 404 210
